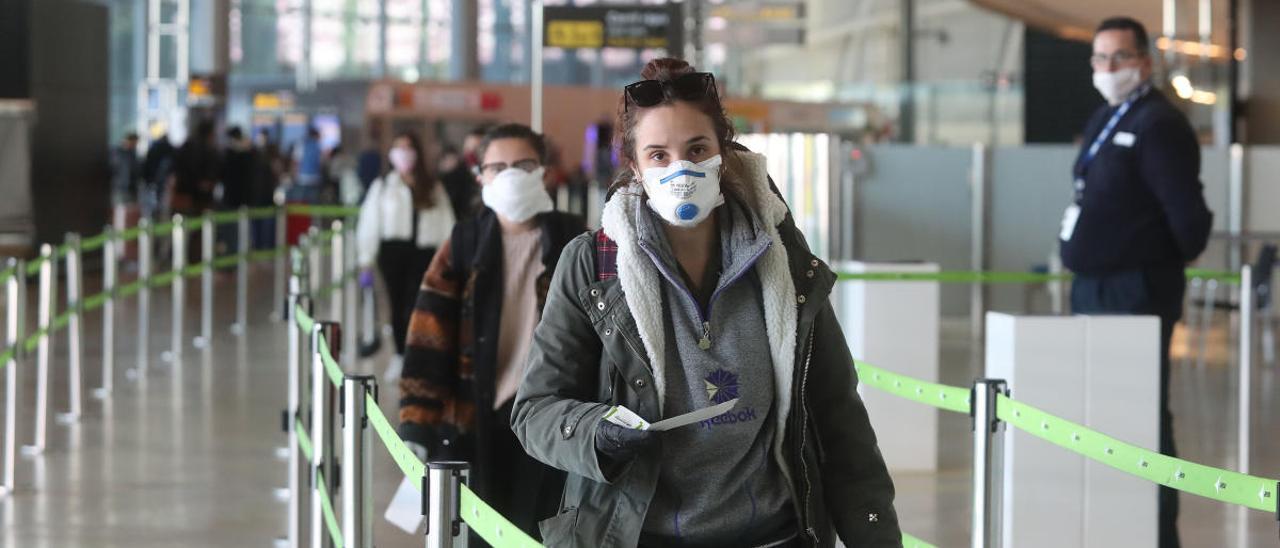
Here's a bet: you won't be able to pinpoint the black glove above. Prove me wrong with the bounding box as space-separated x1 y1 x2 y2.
594 420 658 466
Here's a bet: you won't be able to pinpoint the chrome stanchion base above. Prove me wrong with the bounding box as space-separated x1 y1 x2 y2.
193 336 208 349
125 368 140 381
230 323 245 335
161 351 175 363
273 487 290 501
55 412 79 425
92 387 110 400
272 537 289 548
274 446 289 460
20 445 43 457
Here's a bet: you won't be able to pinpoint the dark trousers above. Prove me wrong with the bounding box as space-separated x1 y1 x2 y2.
478 400 565 544
1071 267 1183 548
376 241 436 355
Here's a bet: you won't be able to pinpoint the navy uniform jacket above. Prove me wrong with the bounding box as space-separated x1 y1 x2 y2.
1060 88 1213 275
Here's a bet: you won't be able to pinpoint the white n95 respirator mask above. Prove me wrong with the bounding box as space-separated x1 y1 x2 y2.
482 167 553 223
640 154 724 228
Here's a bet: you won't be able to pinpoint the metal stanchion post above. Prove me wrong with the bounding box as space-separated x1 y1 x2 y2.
96 226 116 398
1239 265 1253 474
273 204 288 322
311 321 341 548
343 223 357 368
234 206 250 334
970 378 1007 548
169 214 186 362
425 462 471 548
308 227 322 307
25 244 55 455
2 259 24 494
196 212 214 349
342 374 376 548
136 219 152 377
283 254 312 548
330 221 344 336
59 233 84 423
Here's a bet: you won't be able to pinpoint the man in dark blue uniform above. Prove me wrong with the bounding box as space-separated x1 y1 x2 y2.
1059 17 1213 548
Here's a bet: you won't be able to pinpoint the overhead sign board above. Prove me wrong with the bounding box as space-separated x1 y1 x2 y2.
707 1 805 47
544 5 683 52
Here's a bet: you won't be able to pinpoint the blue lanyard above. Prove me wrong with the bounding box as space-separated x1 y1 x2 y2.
1075 82 1151 200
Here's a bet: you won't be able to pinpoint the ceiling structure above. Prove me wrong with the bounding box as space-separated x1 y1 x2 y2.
971 0 1233 48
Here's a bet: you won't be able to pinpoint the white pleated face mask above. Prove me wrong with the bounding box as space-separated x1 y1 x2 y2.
1092 67 1142 106
481 167 552 223
640 154 724 228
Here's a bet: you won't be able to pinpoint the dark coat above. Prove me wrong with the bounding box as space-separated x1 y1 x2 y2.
398 209 586 492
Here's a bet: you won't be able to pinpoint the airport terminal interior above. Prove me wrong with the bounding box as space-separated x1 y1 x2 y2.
1 0 1279 547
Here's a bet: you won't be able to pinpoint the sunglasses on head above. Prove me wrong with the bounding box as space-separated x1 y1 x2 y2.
624 72 718 111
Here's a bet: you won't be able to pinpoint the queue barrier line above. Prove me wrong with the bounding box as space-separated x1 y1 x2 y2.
855 361 1280 515
247 206 277 220
148 271 178 288
365 392 427 486
211 254 243 270
182 217 204 231
118 226 144 242
211 211 242 224
295 305 316 335
854 361 971 414
115 278 146 299
996 394 1278 513
460 483 542 548
317 333 345 388
315 469 346 548
296 418 313 462
285 204 360 218
249 247 287 262
835 269 1241 285
150 221 175 236
24 258 43 278
80 232 111 253
902 533 938 548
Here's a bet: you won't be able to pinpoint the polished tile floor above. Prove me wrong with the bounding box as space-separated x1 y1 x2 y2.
0 267 1276 547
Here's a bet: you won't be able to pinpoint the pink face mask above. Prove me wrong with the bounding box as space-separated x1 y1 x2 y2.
389 147 416 173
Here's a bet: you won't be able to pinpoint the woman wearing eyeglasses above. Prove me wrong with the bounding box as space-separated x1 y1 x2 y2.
398 123 584 539
356 131 456 379
512 58 901 548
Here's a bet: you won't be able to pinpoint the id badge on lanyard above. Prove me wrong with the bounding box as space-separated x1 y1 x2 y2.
1061 83 1149 242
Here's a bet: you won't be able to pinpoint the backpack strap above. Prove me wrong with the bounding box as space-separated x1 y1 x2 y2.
594 229 618 282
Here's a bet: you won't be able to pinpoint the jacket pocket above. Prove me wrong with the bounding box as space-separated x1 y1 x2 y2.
538 506 579 546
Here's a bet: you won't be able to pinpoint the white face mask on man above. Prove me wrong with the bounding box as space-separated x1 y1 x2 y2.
481 167 553 223
640 154 724 228
1092 67 1143 106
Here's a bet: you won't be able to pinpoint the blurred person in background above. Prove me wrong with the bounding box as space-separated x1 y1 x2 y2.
1059 17 1212 548
511 58 901 547
356 123 384 199
397 123 583 541
355 131 456 381
292 127 324 203
249 129 283 249
218 126 255 255
171 120 221 218
437 124 492 220
142 130 176 220
109 132 141 208
328 144 363 206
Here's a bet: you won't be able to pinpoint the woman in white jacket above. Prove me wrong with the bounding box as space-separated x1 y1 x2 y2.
356 131 456 376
